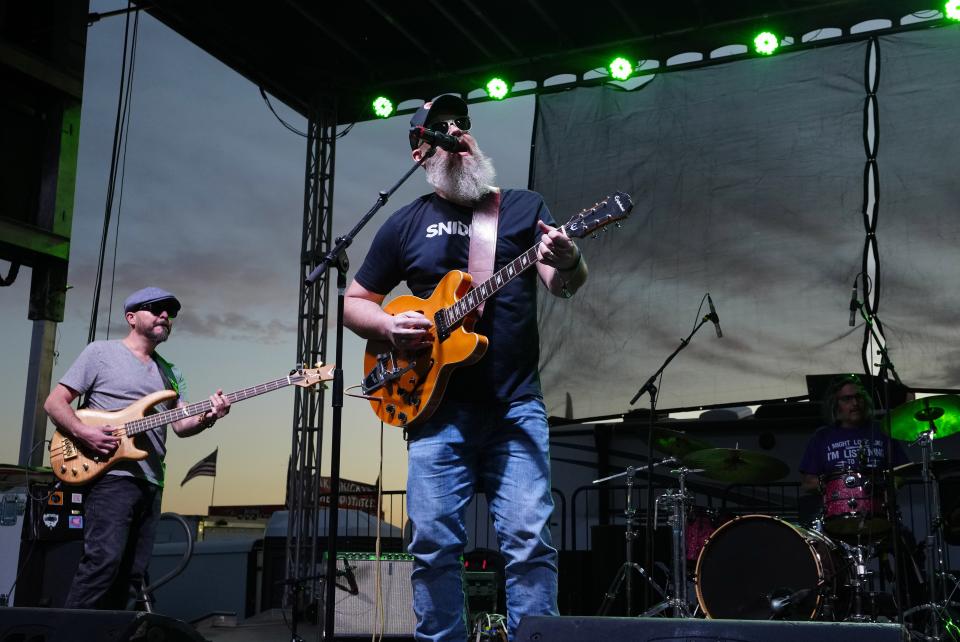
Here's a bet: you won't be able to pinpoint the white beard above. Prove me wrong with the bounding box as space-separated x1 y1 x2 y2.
424 144 497 206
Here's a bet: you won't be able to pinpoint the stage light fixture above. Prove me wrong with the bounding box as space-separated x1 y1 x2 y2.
947 0 960 20
753 31 779 55
486 78 509 100
609 57 633 80
372 96 393 118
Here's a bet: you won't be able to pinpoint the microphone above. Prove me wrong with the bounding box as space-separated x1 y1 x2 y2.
706 293 723 338
848 279 859 327
410 126 468 152
337 559 359 595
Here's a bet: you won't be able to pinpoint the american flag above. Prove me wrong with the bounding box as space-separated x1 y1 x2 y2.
180 449 217 486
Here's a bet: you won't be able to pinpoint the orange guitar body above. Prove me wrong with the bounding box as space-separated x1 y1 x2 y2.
364 270 488 427
49 389 178 485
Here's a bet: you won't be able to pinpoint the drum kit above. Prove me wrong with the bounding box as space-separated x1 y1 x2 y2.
594 394 960 638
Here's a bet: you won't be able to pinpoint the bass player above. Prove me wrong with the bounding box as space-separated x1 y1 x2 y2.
44 286 231 609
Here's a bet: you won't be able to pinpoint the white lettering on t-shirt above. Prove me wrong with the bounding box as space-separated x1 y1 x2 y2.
425 221 471 238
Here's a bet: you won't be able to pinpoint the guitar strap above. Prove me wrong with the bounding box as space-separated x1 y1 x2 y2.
152 352 180 396
467 187 500 317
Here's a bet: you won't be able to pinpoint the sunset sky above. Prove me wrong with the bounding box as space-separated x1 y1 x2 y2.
1 0 535 515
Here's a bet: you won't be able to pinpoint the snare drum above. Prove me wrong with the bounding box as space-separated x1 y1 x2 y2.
695 514 847 620
821 468 891 537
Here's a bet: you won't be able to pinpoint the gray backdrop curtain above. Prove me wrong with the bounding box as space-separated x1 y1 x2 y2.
531 26 960 419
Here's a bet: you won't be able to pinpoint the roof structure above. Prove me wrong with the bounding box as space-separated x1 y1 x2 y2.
139 0 939 124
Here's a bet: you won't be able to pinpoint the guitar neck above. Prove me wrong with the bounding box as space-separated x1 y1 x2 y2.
443 222 570 327
123 374 300 436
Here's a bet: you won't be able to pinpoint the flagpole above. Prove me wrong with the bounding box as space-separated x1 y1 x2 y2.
209 473 217 515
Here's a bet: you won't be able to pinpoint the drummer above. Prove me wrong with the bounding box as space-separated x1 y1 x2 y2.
799 374 909 493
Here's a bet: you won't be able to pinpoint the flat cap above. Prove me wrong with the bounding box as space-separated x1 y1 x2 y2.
123 286 182 314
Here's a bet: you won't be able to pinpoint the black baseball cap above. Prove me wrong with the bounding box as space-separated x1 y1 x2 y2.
408 94 469 149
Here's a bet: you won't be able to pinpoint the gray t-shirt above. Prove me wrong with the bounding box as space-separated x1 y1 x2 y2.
59 340 187 486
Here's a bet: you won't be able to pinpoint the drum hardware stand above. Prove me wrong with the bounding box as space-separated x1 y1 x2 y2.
593 460 674 616
853 295 909 626
902 422 960 641
628 299 716 611
640 465 701 618
843 541 878 622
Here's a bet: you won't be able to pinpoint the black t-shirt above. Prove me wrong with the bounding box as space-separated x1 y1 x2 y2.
355 189 556 402
798 422 909 476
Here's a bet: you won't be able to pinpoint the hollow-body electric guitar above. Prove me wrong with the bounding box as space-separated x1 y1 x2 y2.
361 192 634 428
49 364 335 484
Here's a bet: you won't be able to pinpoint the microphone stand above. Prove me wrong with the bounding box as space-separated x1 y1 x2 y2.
853 299 907 627
303 145 437 642
628 313 713 615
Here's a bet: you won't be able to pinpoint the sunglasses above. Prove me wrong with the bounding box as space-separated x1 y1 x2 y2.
428 116 471 135
136 301 179 318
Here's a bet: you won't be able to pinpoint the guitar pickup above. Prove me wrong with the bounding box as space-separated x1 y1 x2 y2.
362 352 416 395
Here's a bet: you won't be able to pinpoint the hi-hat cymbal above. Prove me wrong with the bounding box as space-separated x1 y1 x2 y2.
681 448 789 484
886 395 960 442
650 427 713 458
894 459 960 478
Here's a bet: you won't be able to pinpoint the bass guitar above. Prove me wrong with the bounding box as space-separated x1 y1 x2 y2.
361 191 633 427
49 364 334 484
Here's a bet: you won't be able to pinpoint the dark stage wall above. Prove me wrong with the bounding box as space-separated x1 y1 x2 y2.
531 26 960 418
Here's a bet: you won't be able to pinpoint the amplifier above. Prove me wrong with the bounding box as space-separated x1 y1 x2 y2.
22 482 86 542
326 552 416 637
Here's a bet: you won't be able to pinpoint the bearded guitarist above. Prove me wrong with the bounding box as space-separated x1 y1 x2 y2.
43 286 231 609
343 95 587 642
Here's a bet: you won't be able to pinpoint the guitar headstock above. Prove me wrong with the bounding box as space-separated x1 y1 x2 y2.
291 363 336 388
564 191 634 239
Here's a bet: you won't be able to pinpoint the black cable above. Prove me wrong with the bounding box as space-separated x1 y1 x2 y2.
6 441 56 599
259 87 308 137
258 87 356 141
106 9 140 339
88 0 136 344
0 261 19 286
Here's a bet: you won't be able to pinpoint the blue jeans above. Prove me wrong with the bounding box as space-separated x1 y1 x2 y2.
65 475 161 609
406 396 558 641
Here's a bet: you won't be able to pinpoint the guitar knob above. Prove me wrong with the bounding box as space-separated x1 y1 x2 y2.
82 464 89 471
60 465 66 473
398 412 408 424
386 404 396 414
71 468 78 476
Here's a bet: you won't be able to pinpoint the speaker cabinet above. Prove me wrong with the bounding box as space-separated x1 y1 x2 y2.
329 553 415 637
0 608 206 642
515 616 907 641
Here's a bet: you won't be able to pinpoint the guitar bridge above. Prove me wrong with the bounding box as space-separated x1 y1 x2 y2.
61 437 78 461
362 352 416 395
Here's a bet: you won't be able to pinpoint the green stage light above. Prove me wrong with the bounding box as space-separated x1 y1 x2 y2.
947 0 960 20
372 97 393 118
486 78 509 100
753 31 779 55
609 57 633 81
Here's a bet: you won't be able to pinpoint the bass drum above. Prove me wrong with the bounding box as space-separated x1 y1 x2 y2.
694 514 847 620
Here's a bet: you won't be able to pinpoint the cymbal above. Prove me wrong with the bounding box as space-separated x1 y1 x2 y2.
894 459 960 478
886 395 960 441
650 427 713 458
682 448 789 484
